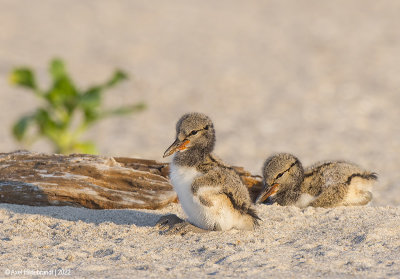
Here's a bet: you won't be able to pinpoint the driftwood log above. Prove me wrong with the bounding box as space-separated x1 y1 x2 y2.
0 151 262 210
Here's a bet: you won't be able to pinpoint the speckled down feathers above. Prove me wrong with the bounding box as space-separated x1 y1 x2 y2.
260 153 377 207
167 113 259 230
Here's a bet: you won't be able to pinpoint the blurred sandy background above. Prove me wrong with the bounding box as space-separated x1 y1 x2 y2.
1 0 399 205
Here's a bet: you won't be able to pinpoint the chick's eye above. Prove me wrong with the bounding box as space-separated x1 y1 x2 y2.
189 130 198 136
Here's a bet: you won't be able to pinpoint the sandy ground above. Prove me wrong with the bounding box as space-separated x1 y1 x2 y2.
1 1 400 278
1 203 400 278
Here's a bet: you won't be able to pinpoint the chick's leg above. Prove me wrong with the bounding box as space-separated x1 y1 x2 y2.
155 214 208 235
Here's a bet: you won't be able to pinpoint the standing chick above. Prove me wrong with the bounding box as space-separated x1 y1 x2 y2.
157 113 259 234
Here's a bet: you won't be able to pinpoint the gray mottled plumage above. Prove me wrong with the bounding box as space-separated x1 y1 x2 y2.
257 153 304 206
256 153 377 208
157 113 259 234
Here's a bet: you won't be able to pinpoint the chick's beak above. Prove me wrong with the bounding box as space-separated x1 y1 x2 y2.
255 183 280 204
163 139 190 158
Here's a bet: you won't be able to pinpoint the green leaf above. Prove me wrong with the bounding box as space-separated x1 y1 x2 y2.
49 58 67 79
79 88 102 123
9 68 37 90
46 81 78 111
82 70 128 99
79 69 129 123
83 109 101 124
34 108 61 135
80 88 101 108
46 59 78 112
105 70 128 88
12 115 34 141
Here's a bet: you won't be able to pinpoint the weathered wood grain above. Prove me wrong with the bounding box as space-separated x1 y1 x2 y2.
0 151 263 209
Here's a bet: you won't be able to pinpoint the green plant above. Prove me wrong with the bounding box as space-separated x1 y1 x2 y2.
9 58 145 154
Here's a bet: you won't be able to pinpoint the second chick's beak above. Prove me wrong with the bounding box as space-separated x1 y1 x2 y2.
255 183 280 204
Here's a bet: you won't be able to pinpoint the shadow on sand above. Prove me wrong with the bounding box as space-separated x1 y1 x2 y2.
0 203 165 227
